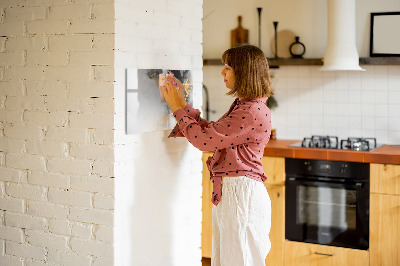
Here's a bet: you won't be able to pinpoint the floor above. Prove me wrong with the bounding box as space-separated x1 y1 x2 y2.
202 257 211 266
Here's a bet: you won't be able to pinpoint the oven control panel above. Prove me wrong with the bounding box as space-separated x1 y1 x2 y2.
286 158 369 180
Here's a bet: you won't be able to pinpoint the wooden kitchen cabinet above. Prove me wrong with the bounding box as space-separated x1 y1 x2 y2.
262 156 285 266
370 163 400 195
370 163 400 266
284 241 369 266
264 184 285 266
202 152 213 258
370 193 400 266
201 154 286 266
261 156 285 185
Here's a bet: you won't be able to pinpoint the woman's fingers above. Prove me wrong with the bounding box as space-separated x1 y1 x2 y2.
160 85 167 95
161 82 175 102
173 78 183 92
167 76 182 90
167 77 186 107
164 79 178 95
160 77 184 113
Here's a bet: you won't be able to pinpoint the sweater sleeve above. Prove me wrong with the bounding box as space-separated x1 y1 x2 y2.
172 106 257 152
168 104 211 138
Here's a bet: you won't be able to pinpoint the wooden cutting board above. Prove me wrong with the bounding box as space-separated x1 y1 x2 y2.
231 16 249 48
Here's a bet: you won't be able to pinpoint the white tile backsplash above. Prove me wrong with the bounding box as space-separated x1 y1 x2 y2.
323 103 336 116
388 65 400 76
389 104 400 117
348 71 362 90
375 130 389 144
388 75 400 91
203 64 400 144
389 117 400 131
374 91 388 105
389 131 400 144
286 77 299 89
336 103 349 116
388 91 400 104
374 65 388 77
298 77 311 89
362 116 375 130
375 117 389 129
361 104 374 117
375 104 389 117
362 89 375 103
336 115 349 129
285 66 299 77
374 77 388 91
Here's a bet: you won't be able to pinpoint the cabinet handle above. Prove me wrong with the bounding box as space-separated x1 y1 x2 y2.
314 252 335 257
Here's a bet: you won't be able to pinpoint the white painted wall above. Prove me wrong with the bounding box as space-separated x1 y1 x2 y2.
203 0 400 144
203 0 400 58
113 0 203 265
0 0 115 265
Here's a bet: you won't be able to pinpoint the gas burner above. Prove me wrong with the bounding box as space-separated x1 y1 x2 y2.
290 136 380 151
340 137 377 151
301 135 339 149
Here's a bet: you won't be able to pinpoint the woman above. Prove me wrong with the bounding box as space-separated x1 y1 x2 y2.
161 44 273 266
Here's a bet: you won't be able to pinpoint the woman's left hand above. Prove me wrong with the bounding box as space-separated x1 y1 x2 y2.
160 77 185 113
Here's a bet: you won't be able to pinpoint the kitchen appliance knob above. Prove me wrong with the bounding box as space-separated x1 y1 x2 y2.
306 162 312 171
340 164 347 174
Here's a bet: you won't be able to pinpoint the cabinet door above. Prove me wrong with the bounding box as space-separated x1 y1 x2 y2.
284 241 369 266
262 156 285 185
201 152 213 258
370 164 400 195
264 184 284 266
370 193 400 266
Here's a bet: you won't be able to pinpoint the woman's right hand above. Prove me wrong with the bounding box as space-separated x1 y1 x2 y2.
168 76 187 108
160 77 185 113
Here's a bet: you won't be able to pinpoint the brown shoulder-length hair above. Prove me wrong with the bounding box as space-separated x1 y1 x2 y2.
221 44 273 99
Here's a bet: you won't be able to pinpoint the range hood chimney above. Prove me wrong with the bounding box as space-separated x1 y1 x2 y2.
320 0 365 71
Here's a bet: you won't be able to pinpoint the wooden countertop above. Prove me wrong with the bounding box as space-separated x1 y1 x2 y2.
263 139 400 165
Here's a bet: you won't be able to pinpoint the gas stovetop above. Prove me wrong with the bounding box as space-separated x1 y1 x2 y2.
289 135 382 151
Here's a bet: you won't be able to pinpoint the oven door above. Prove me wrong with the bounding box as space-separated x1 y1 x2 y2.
285 177 369 250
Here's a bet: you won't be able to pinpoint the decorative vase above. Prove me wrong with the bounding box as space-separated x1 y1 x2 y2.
289 36 306 58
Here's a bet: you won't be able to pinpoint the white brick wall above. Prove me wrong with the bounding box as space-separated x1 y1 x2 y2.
0 0 115 265
114 0 203 265
47 250 92 266
1 0 204 264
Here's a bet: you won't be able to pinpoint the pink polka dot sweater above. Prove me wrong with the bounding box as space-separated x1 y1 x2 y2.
169 97 272 206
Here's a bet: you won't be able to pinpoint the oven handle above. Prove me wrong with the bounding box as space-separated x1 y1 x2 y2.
286 177 364 189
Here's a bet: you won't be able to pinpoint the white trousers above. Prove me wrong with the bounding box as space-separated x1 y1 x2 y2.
212 176 271 266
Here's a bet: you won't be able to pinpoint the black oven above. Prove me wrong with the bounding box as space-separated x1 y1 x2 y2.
285 158 369 250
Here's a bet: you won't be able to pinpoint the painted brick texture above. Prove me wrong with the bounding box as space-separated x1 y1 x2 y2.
1 0 204 265
113 0 203 265
0 0 115 265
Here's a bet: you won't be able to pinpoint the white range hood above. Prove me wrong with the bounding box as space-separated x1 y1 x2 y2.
320 0 365 71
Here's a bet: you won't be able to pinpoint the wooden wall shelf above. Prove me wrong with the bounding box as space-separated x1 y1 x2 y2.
203 57 400 67
203 58 323 67
268 58 323 67
359 57 400 65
